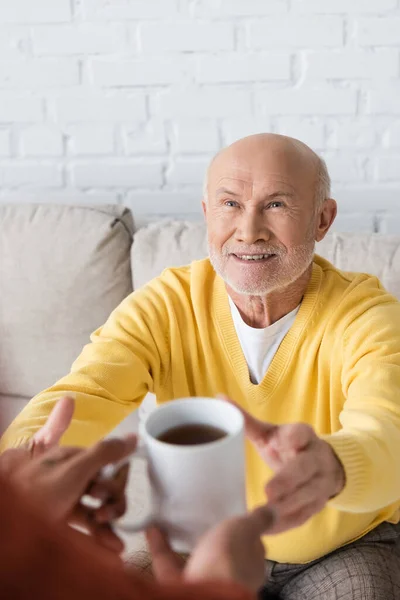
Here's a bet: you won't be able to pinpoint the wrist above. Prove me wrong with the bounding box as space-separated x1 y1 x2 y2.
329 446 346 498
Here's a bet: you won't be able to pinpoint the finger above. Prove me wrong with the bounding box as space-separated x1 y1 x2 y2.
89 466 129 523
268 475 326 518
92 523 124 553
70 502 97 529
70 505 124 553
266 452 318 503
278 423 315 454
94 495 127 524
33 396 75 449
217 394 276 446
146 526 184 582
65 435 137 489
39 445 82 464
267 499 326 535
67 526 124 566
245 504 276 536
16 446 82 481
28 439 46 458
89 463 130 502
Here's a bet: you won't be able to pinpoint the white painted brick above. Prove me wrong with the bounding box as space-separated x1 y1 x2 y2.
0 0 399 224
0 60 79 89
368 84 400 115
90 58 187 87
257 88 357 116
0 164 63 188
152 89 252 118
32 24 125 55
0 27 31 59
139 21 234 53
357 18 400 46
193 0 288 17
221 117 272 146
123 121 167 155
0 96 43 123
20 126 63 157
249 17 343 48
330 213 375 233
0 130 11 156
67 125 115 155
54 93 146 122
125 191 202 216
167 158 210 186
197 54 291 83
322 155 364 183
379 213 400 234
172 121 220 154
385 122 400 148
333 188 400 211
375 157 400 182
329 118 380 149
82 0 178 20
274 118 325 150
0 0 71 23
306 50 398 80
292 0 397 13
0 191 120 205
71 161 164 187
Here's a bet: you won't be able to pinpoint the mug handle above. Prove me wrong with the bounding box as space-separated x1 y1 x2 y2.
100 443 156 533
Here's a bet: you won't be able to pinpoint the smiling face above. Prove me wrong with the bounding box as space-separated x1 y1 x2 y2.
204 134 332 296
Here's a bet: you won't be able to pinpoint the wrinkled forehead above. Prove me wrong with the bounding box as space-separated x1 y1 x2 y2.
208 147 317 197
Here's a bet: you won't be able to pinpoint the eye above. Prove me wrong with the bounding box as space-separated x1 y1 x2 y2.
267 201 284 209
224 200 239 207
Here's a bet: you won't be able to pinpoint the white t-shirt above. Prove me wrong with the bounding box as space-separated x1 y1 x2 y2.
228 297 300 384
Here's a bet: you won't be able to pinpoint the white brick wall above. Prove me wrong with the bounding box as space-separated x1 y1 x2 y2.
138 21 234 53
0 0 71 24
0 0 399 232
71 161 164 188
20 126 64 157
249 17 344 48
67 125 115 156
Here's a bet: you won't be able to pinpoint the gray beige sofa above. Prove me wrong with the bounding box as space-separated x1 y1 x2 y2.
1 202 400 556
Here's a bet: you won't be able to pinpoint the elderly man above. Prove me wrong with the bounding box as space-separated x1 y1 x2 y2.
2 133 400 598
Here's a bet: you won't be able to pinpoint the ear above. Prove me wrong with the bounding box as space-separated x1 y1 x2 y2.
315 199 337 242
201 199 207 219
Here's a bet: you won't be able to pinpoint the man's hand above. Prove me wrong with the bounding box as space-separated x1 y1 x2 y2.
146 504 274 593
0 395 75 475
219 395 346 534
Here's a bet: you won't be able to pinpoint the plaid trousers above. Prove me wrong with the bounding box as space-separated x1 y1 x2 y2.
259 521 400 599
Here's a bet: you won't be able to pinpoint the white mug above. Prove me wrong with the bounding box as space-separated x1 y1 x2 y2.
109 397 247 553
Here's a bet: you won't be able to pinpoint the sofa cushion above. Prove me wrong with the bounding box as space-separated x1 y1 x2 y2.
317 233 400 299
132 220 208 289
0 204 134 399
0 395 30 435
131 220 400 299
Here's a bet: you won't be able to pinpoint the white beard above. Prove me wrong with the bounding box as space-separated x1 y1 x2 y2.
208 241 315 296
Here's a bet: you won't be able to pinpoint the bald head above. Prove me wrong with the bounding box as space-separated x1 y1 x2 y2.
203 133 330 209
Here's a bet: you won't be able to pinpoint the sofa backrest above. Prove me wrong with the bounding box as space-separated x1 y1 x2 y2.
131 220 400 300
0 204 134 399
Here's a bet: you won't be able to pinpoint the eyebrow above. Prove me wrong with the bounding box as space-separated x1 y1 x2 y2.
268 191 295 200
215 187 241 196
215 187 295 200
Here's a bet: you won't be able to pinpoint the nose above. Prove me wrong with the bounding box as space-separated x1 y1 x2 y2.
235 210 271 245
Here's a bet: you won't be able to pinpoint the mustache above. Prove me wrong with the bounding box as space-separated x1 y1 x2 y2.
222 245 285 257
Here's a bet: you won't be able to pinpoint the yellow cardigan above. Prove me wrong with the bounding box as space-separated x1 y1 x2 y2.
2 255 400 564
